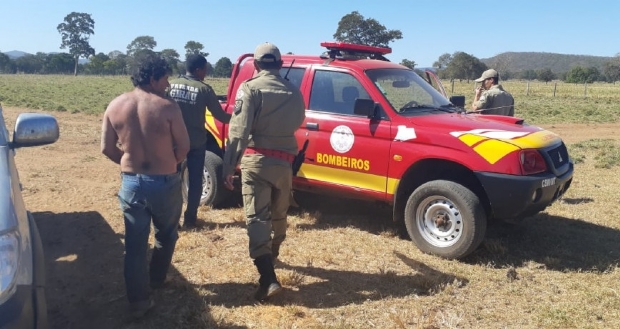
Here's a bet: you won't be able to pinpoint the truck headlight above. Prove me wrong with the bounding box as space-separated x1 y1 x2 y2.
0 231 19 304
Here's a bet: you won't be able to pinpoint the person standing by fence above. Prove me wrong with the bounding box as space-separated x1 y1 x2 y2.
471 69 515 116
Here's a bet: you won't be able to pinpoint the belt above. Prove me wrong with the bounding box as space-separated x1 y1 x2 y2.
121 172 179 181
244 147 295 162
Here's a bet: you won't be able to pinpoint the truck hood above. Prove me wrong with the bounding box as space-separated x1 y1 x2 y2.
403 113 562 164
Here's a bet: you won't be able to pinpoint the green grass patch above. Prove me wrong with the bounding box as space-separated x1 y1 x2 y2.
568 139 620 168
1 74 619 123
0 74 229 115
445 80 620 125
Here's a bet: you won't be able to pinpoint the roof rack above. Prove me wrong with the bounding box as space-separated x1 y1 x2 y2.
319 42 391 62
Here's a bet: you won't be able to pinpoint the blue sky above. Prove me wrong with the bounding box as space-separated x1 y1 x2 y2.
1 0 618 68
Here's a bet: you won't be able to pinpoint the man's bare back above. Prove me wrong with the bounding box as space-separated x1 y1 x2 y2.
101 87 190 175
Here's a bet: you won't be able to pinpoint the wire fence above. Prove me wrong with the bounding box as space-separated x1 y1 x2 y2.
445 80 620 99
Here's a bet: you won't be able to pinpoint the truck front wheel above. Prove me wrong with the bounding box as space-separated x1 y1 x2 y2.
181 151 231 208
404 180 486 259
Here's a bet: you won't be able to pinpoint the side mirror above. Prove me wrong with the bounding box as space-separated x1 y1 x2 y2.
449 95 466 108
12 113 59 148
353 99 377 119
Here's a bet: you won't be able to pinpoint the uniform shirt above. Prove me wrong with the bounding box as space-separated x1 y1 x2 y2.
168 75 231 149
223 69 306 176
474 84 515 116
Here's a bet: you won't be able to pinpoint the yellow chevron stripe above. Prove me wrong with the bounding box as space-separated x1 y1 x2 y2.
299 163 394 194
473 139 520 164
205 113 224 148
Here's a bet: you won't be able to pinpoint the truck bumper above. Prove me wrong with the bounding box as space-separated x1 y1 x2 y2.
475 163 574 220
0 285 45 329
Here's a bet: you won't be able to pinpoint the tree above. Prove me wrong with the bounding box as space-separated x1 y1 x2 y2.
444 52 487 81
84 52 110 75
333 11 402 47
0 52 12 73
108 50 124 59
14 55 43 74
537 68 555 83
127 36 157 57
57 12 95 76
214 57 233 78
184 41 209 59
433 53 453 78
400 59 416 70
160 48 180 74
433 53 452 71
519 69 537 80
565 66 599 83
47 53 74 74
603 55 620 83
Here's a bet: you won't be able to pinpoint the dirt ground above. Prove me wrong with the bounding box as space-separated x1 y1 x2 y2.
4 106 619 328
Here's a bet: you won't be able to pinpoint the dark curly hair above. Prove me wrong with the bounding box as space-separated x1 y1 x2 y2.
130 54 171 87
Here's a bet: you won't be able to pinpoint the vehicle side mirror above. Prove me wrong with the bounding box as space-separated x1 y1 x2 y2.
11 113 59 148
353 99 377 119
449 95 466 108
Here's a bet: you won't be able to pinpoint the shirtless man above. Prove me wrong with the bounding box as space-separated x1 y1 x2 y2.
101 55 189 318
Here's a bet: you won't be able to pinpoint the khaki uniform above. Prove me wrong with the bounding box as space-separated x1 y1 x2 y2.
223 68 305 259
474 84 515 116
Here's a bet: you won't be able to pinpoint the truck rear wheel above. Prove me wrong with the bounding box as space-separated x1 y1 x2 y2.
182 151 231 208
404 180 486 259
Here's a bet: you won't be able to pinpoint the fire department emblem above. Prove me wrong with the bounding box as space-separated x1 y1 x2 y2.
330 125 354 153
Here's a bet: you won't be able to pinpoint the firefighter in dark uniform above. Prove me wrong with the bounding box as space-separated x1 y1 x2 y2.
222 42 305 301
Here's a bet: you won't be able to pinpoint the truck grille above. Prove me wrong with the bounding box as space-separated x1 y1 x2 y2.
546 143 570 169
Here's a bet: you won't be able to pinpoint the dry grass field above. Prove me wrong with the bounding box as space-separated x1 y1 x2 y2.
2 74 620 328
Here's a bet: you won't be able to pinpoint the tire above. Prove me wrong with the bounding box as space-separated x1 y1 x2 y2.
182 151 231 208
404 180 486 259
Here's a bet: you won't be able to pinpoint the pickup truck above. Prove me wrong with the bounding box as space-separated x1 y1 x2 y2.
185 42 574 259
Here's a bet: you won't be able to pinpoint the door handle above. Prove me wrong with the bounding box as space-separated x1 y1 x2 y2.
306 122 319 130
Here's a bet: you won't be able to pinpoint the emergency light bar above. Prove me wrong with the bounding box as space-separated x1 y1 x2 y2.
320 42 392 61
320 42 392 55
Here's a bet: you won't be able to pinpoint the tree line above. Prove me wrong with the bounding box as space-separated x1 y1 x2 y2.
0 12 233 77
1 10 619 84
431 51 620 84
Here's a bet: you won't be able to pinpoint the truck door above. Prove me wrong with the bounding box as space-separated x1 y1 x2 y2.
424 70 448 97
298 67 392 200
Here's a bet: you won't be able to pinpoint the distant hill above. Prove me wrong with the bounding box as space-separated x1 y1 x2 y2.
2 50 89 64
4 50 31 59
481 52 613 73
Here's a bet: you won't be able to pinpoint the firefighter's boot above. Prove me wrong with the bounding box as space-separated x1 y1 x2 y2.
253 255 282 301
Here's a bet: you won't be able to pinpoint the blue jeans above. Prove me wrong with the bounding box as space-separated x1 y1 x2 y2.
184 145 206 223
118 172 182 304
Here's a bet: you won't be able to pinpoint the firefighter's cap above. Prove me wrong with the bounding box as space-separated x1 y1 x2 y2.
475 69 499 82
254 42 281 63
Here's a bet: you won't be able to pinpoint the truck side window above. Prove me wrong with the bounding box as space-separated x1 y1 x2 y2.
279 67 305 91
309 70 370 116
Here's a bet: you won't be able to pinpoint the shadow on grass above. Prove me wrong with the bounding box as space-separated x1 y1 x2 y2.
191 252 465 309
291 193 620 272
558 197 594 205
254 251 467 308
291 192 397 236
466 212 620 272
34 211 245 329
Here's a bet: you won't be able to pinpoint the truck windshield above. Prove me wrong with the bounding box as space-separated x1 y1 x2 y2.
366 69 454 115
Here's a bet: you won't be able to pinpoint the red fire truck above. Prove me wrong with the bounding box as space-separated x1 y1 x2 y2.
186 42 573 259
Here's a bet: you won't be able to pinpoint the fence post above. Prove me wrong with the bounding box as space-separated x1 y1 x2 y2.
526 81 530 96
553 82 557 97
